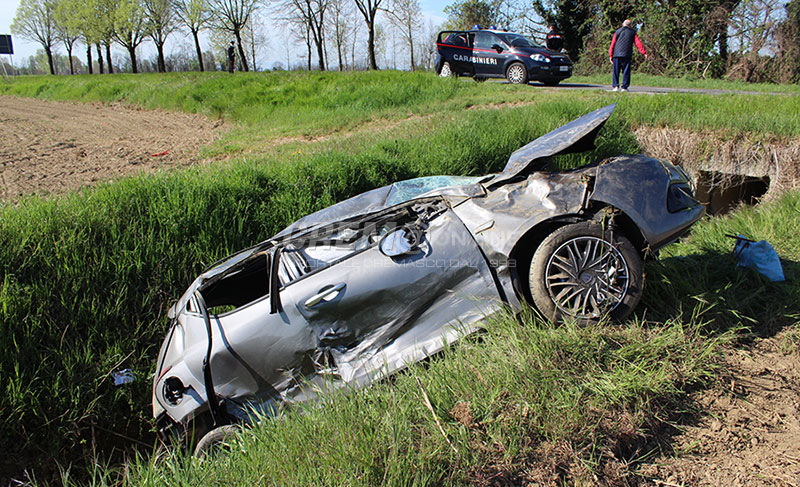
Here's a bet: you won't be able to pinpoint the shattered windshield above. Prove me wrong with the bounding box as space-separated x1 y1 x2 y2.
385 176 484 206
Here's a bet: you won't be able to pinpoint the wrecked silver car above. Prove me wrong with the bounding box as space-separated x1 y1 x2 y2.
152 104 704 451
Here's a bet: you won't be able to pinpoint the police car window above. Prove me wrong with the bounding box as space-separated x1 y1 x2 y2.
444 32 470 47
474 32 497 50
498 33 535 48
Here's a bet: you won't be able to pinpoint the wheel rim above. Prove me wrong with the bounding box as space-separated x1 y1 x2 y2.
440 63 451 77
544 236 630 319
507 64 525 83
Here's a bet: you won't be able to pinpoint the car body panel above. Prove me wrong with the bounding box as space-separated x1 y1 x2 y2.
153 104 704 443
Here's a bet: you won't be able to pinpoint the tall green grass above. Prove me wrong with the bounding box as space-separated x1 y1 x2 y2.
63 311 734 486
2 72 800 139
0 101 634 481
1 71 798 483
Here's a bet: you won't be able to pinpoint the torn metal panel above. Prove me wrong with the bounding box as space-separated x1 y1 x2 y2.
152 104 705 451
487 103 615 188
590 155 705 250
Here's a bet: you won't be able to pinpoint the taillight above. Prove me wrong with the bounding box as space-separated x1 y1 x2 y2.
667 182 698 213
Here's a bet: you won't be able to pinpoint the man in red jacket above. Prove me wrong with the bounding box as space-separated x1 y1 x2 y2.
609 19 647 92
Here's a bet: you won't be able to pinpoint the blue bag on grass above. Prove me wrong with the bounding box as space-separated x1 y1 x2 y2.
732 234 785 282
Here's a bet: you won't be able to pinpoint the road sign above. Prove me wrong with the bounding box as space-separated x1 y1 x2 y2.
0 35 14 55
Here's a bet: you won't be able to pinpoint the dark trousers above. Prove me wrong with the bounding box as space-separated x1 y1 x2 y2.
612 57 631 89
228 58 235 73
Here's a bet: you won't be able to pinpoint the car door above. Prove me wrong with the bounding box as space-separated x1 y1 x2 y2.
472 31 505 77
285 202 503 384
440 31 474 75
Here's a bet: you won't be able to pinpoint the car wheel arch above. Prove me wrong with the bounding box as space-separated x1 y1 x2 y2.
507 205 649 306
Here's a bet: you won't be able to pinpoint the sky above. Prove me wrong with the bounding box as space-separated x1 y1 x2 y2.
1 0 450 69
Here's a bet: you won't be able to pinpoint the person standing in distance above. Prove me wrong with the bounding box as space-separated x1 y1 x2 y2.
608 19 647 92
545 24 564 51
227 41 236 73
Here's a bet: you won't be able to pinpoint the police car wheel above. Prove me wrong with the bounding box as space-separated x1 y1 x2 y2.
506 63 527 84
439 62 453 77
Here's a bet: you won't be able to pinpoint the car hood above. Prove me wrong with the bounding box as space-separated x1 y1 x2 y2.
515 46 570 59
485 103 614 188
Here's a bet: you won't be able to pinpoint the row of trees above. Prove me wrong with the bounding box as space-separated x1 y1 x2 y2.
11 0 433 75
11 0 261 74
12 0 800 82
441 0 800 83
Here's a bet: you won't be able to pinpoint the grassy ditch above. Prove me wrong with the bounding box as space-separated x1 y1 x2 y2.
0 102 635 482
57 190 800 486
1 71 798 483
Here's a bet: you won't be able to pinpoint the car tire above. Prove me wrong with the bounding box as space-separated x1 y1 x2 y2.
439 62 454 77
506 62 528 84
193 424 239 459
529 221 643 323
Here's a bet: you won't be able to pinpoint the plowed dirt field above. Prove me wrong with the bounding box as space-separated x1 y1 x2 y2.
0 95 225 201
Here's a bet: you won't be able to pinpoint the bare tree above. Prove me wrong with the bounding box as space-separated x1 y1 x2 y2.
326 0 353 70
208 0 261 71
145 0 177 72
242 11 268 70
382 0 421 70
277 0 328 70
11 0 58 74
728 0 782 80
173 0 210 70
353 0 384 69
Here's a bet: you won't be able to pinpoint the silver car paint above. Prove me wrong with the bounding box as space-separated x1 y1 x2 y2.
153 103 704 437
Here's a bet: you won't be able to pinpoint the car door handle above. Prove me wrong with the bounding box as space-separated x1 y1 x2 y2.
304 283 346 309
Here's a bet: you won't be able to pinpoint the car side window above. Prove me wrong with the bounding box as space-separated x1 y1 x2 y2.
445 32 470 47
474 32 497 50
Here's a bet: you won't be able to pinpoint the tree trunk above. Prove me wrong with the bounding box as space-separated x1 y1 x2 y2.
86 44 93 74
719 31 729 65
128 46 138 73
234 30 249 71
316 38 325 71
337 41 343 71
67 45 74 74
367 24 377 70
250 37 257 71
45 47 55 75
192 29 204 72
156 42 166 72
105 43 113 74
409 37 415 71
96 43 104 73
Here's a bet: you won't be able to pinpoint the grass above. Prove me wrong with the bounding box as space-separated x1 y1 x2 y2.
50 189 797 487
2 71 800 143
0 70 798 484
571 73 800 93
67 312 735 486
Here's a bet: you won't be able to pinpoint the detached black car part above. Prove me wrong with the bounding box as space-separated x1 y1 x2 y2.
152 104 703 453
435 28 573 85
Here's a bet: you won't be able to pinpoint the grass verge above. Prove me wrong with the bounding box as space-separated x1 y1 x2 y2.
0 71 798 483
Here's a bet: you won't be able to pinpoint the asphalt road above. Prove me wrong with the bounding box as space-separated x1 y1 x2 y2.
524 81 793 96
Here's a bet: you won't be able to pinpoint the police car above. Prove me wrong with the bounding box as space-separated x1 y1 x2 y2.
435 27 573 85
